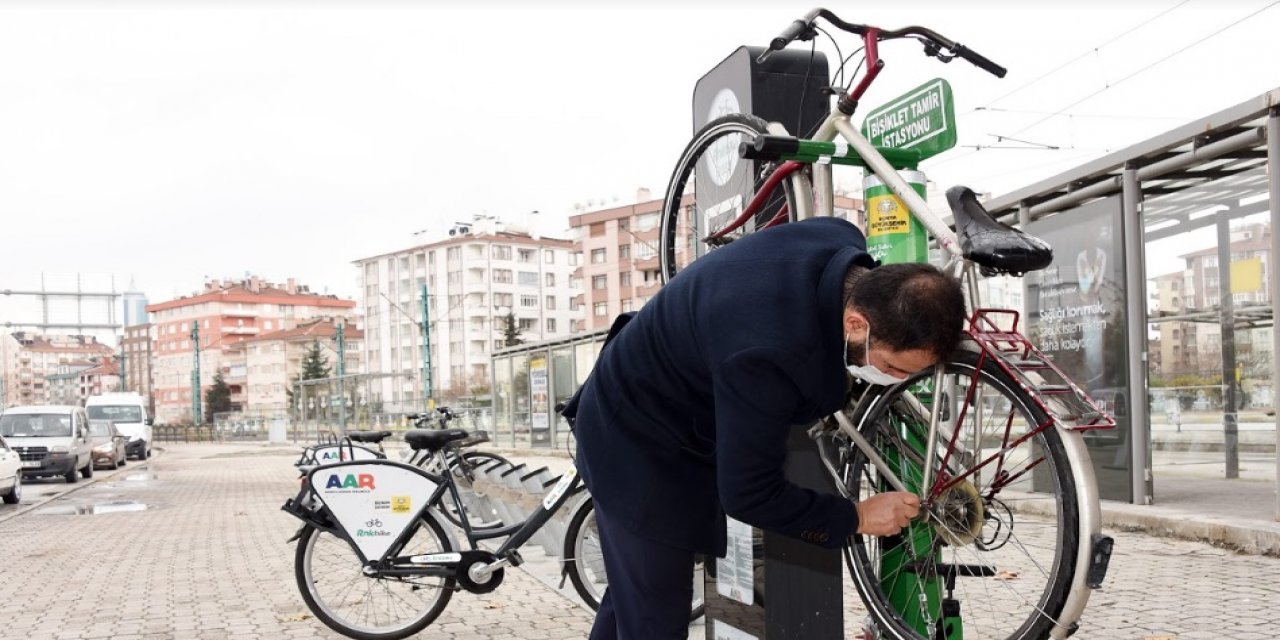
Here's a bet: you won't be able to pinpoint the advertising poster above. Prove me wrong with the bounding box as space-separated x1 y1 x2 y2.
1025 195 1132 501
529 355 549 442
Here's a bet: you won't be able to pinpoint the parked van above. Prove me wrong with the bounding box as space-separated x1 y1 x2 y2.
0 405 95 482
86 393 152 460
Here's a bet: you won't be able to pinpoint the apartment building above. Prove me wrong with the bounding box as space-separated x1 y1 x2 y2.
355 216 578 409
223 318 364 415
568 189 863 332
120 323 154 415
0 333 114 408
146 276 356 424
1149 222 1273 380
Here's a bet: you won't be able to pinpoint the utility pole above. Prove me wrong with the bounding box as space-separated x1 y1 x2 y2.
336 321 347 435
120 336 128 392
420 284 433 411
191 320 202 426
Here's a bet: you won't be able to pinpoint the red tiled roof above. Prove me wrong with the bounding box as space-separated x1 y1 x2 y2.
240 319 363 344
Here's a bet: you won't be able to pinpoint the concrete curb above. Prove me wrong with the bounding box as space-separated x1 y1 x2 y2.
1098 500 1280 557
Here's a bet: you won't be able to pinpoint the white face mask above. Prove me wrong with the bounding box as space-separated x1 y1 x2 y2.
846 326 906 386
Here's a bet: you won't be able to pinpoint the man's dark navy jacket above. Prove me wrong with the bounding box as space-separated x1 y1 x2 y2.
570 217 877 556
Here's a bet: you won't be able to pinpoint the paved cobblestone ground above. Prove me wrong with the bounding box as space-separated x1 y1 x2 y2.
1 443 1277 639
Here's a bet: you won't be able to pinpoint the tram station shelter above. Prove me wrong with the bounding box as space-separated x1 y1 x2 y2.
984 87 1280 516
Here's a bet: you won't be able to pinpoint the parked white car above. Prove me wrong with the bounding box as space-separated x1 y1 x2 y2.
86 393 152 460
0 405 95 483
0 435 20 503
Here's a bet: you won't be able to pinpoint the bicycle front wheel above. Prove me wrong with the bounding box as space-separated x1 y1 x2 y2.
659 113 797 283
842 350 1079 640
295 513 456 640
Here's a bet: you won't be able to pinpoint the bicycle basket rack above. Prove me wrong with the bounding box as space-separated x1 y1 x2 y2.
965 309 1117 432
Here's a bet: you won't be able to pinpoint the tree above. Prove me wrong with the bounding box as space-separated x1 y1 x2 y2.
287 340 333 417
502 312 524 347
204 371 233 423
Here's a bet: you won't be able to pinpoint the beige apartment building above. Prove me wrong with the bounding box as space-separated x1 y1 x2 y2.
223 318 364 416
121 323 154 415
0 333 115 408
146 276 357 424
355 216 579 410
568 190 863 332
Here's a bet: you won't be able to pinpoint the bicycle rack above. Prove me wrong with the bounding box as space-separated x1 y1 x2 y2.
518 467 561 557
966 309 1117 432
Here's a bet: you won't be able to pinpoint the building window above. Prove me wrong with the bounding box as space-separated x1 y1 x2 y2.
518 248 535 263
491 245 512 260
493 269 513 284
622 298 633 312
447 246 461 261
592 275 607 290
494 340 505 351
591 248 607 264
544 249 555 264
545 296 556 310
619 244 631 259
635 212 658 231
448 271 462 285
634 242 657 259
620 272 632 287
518 318 537 331
547 318 557 333
593 302 608 317
521 294 537 307
545 273 556 287
569 252 582 266
494 293 513 307
569 297 581 311
618 218 629 231
518 271 538 286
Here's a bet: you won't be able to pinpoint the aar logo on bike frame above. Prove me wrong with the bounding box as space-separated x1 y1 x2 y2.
325 473 376 491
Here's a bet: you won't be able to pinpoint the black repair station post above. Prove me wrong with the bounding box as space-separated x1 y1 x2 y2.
692 47 843 640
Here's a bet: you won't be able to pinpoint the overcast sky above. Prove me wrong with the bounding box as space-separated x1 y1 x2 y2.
1 0 1277 329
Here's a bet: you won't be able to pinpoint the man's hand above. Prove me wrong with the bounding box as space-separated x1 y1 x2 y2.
855 492 921 537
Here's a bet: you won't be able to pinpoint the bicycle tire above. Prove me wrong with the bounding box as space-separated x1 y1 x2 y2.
658 113 798 283
295 513 456 640
562 497 706 622
841 350 1079 640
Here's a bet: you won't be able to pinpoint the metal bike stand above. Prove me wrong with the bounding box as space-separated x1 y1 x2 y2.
693 43 839 640
703 427 844 640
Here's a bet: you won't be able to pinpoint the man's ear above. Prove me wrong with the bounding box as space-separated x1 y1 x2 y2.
843 309 869 338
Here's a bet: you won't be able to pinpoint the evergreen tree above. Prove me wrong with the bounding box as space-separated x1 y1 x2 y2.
287 340 333 417
204 371 233 423
502 312 524 347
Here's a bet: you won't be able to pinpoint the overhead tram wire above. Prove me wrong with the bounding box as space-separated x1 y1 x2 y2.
1002 0 1280 140
968 0 1193 113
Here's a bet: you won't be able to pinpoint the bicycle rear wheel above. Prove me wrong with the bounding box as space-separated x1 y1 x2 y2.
295 513 455 640
841 350 1079 640
659 113 797 283
562 497 705 621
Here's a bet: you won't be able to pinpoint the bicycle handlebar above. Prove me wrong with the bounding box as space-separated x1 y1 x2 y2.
757 7 1006 78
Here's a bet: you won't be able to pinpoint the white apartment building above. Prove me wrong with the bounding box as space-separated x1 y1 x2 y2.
355 217 579 409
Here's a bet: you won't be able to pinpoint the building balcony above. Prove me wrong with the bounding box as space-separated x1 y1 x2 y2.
221 326 260 336
637 281 661 296
635 256 659 271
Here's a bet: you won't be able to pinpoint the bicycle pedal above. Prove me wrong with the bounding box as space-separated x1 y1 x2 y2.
507 550 524 567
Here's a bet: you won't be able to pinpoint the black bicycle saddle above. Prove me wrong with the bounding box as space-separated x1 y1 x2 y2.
948 186 1053 276
404 428 470 452
346 430 392 443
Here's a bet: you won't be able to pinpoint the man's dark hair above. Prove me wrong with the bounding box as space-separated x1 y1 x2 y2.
843 263 966 358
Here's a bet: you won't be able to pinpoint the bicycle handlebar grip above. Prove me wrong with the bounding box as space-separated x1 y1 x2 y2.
952 43 1006 78
770 19 812 51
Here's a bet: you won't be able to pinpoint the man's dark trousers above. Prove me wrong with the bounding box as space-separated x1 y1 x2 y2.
588 503 696 640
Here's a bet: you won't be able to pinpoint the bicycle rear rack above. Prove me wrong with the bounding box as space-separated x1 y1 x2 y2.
965 309 1116 432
